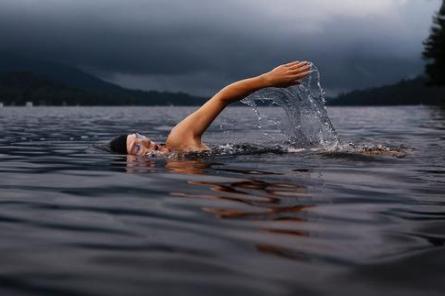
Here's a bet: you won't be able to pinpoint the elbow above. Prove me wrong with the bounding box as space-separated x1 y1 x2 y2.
208 91 231 106
215 87 242 105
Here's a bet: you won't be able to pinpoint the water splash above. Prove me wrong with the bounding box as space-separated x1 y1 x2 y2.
241 63 339 149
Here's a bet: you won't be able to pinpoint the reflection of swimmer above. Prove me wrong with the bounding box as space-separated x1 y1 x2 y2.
123 156 314 260
172 178 311 220
125 155 210 175
108 61 311 155
164 159 210 175
125 155 156 173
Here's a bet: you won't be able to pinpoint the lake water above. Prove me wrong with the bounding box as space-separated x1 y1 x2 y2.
0 106 444 296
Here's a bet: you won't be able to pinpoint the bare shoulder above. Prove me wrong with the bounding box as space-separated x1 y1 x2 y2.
165 127 209 152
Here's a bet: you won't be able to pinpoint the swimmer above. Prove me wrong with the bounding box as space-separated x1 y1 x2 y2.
109 61 312 155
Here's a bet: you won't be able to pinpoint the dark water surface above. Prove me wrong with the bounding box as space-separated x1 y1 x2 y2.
0 106 444 296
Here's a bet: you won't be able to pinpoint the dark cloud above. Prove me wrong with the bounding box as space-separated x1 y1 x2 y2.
0 0 440 95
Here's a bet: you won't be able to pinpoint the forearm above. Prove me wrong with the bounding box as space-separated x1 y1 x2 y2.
214 74 270 104
167 61 311 146
167 75 268 144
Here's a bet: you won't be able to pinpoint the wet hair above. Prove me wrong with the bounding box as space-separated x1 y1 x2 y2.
109 134 128 154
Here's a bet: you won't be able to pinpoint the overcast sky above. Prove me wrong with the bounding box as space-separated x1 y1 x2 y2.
0 0 441 95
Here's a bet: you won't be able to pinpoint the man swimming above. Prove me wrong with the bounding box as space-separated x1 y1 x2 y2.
109 61 311 156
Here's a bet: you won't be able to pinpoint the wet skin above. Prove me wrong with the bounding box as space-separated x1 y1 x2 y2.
125 61 311 156
126 133 170 156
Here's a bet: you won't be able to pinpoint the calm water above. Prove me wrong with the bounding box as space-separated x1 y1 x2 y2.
0 106 444 296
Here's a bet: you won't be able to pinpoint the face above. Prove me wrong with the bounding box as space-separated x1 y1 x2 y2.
126 133 161 156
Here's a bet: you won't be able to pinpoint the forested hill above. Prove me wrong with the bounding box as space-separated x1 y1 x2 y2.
0 53 123 92
2 54 444 106
0 54 206 106
328 77 445 106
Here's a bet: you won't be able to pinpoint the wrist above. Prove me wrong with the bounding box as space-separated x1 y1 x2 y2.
258 73 272 88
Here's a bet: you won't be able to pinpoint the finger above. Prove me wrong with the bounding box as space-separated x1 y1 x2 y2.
287 60 309 68
287 65 311 74
289 64 311 73
284 61 300 67
290 61 310 67
291 70 312 80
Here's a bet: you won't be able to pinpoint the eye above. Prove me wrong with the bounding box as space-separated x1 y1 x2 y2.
133 143 141 154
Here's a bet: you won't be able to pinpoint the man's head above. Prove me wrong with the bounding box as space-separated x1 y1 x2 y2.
109 134 127 154
109 133 162 155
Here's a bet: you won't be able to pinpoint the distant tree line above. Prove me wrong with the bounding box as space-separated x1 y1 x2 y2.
330 2 445 106
0 72 206 106
3 2 445 109
423 0 445 88
328 77 444 106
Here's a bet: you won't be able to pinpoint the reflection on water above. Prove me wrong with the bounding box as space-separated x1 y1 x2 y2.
128 156 313 264
176 177 310 221
164 158 211 175
0 106 444 296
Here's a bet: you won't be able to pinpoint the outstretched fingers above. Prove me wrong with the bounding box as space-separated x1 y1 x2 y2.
284 61 300 67
289 63 311 72
285 61 310 68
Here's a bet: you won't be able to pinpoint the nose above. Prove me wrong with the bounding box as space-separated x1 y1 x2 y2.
144 140 156 150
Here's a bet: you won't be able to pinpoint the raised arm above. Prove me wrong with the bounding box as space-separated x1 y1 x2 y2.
166 61 311 151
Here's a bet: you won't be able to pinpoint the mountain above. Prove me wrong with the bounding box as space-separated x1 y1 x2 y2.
5 53 442 107
328 77 445 106
0 52 123 92
0 53 206 106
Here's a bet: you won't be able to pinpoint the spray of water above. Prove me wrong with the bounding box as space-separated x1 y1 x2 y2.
96 63 407 158
241 63 339 149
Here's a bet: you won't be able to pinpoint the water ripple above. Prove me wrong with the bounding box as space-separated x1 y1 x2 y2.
0 106 444 295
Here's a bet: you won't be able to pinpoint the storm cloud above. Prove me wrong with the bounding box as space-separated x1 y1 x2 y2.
0 0 440 95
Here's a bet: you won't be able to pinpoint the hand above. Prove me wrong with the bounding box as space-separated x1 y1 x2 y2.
261 61 312 88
